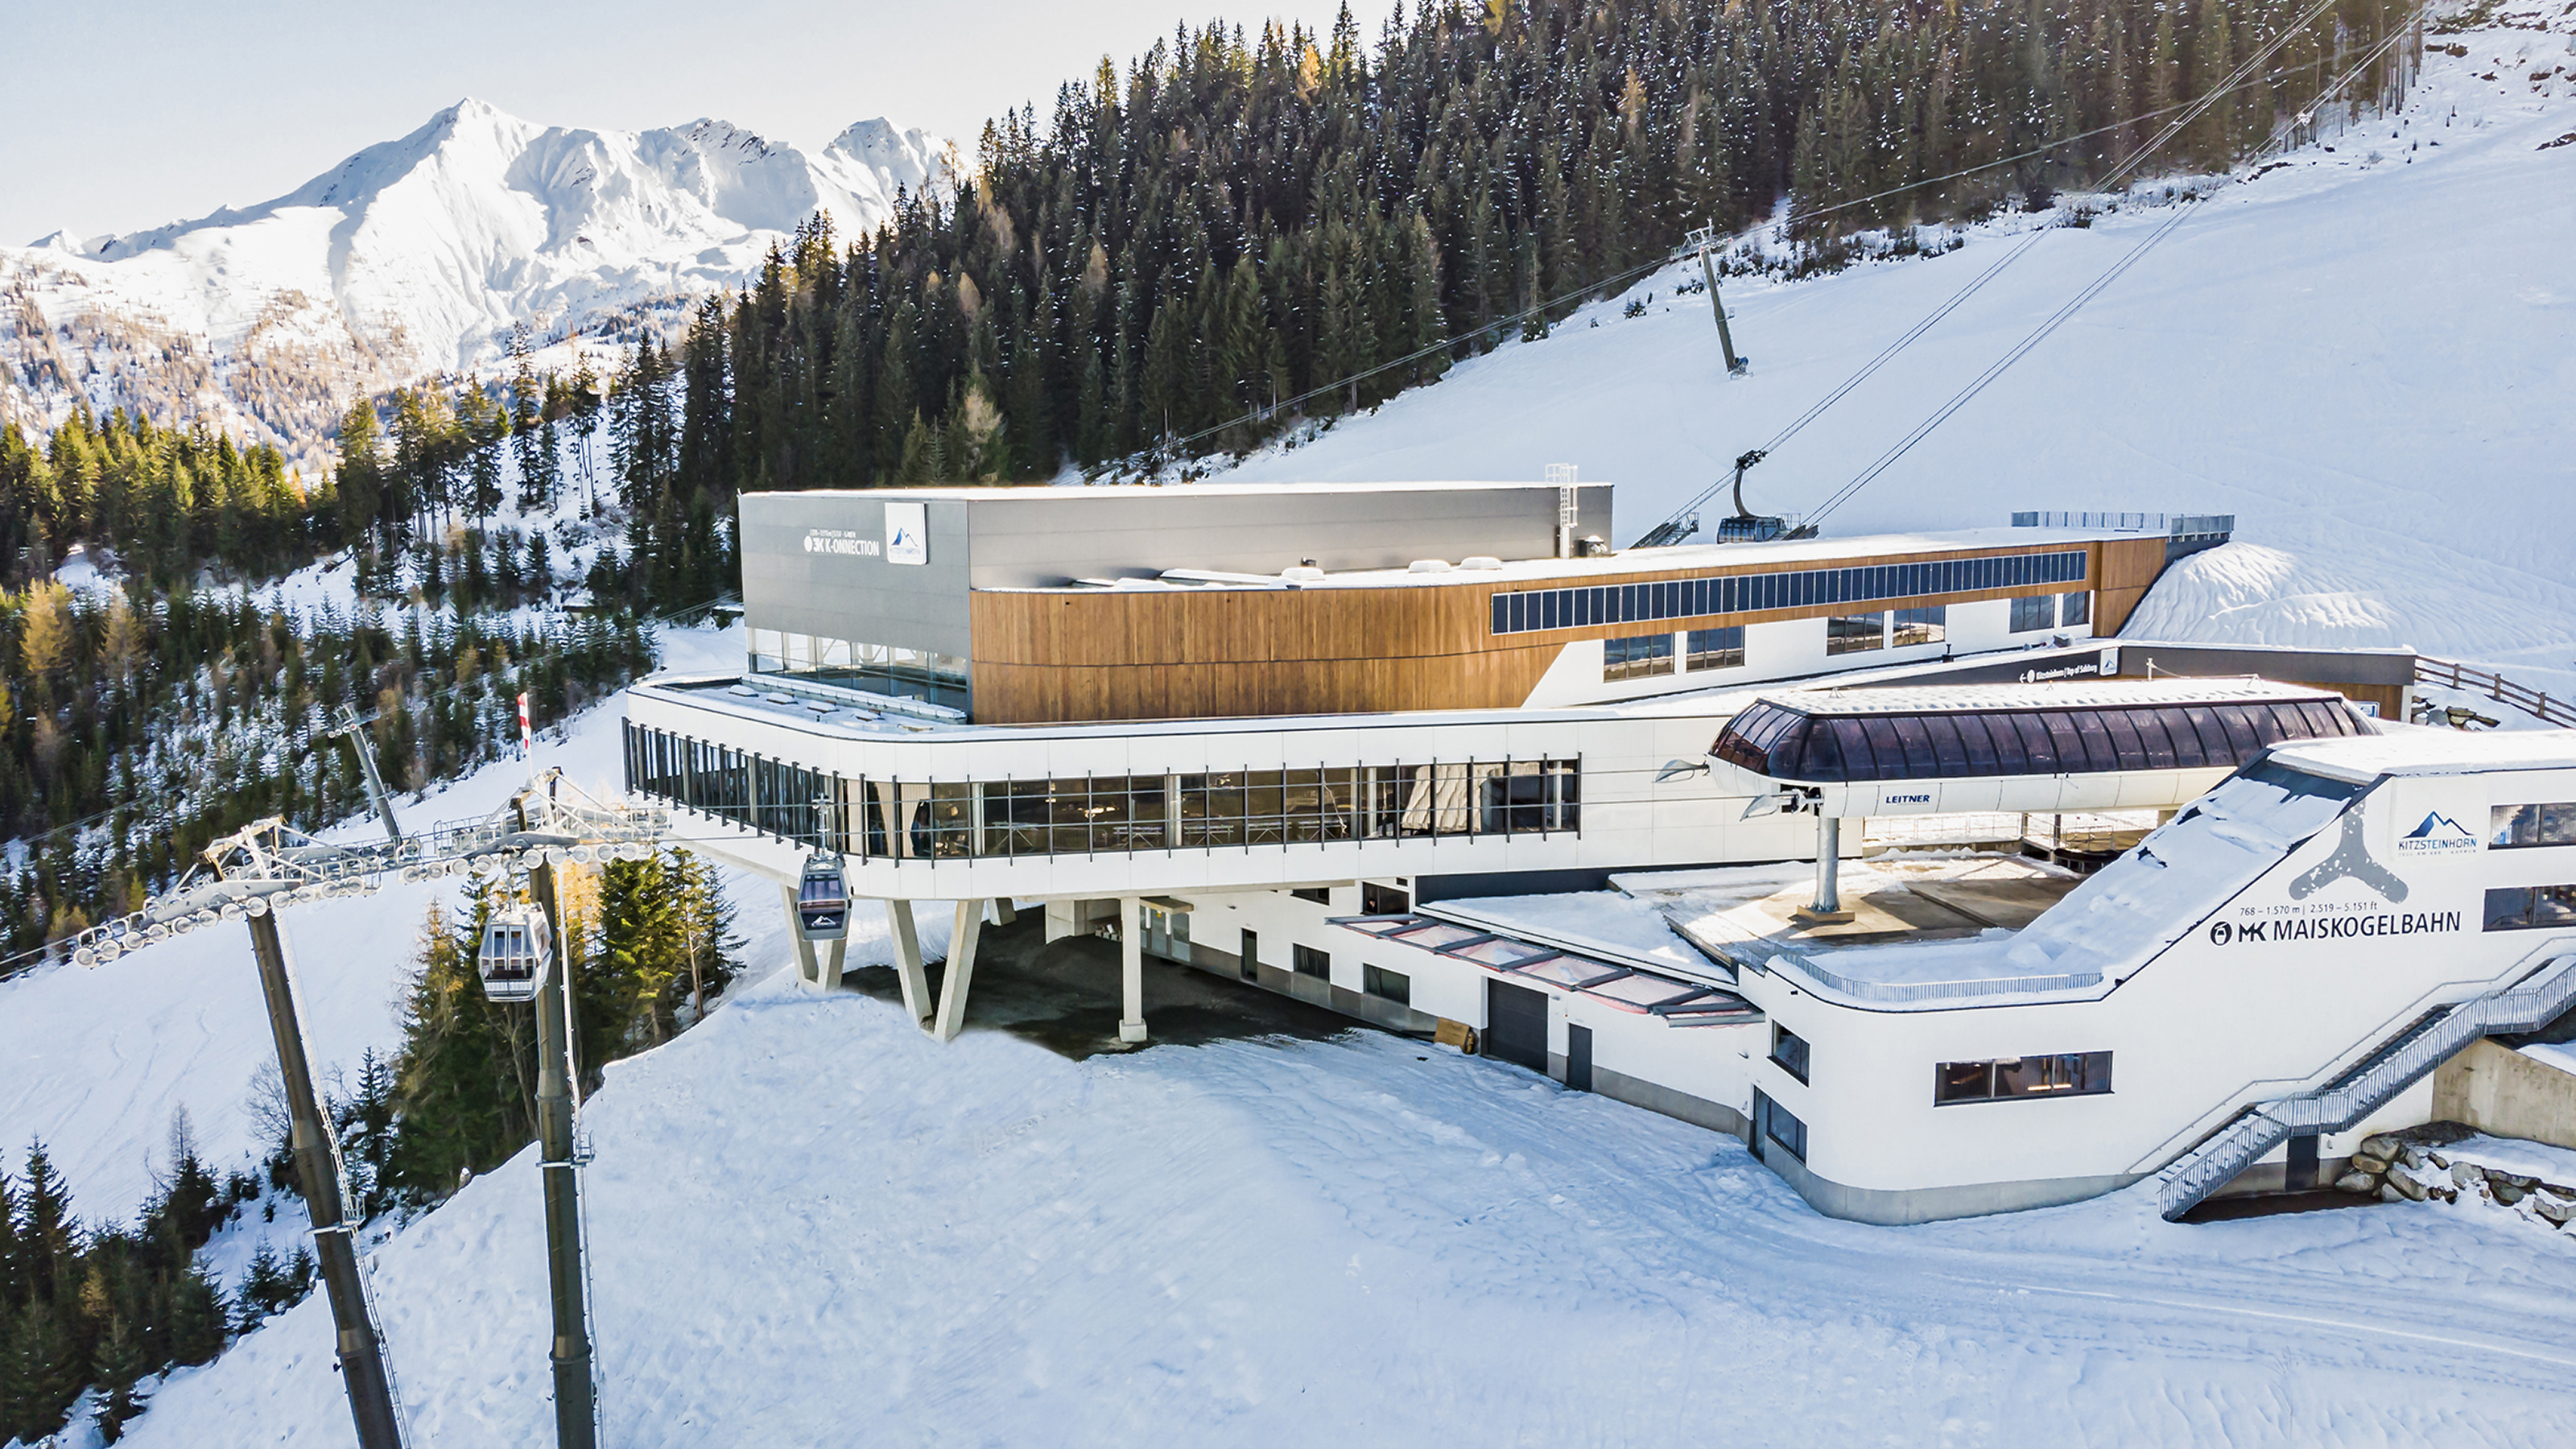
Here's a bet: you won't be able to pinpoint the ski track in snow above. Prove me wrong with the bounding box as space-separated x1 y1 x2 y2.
8 23 2576 1445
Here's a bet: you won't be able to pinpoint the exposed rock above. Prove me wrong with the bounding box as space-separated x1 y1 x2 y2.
2350 1153 2391 1175
2495 1181 2527 1206
2380 1183 2408 1204
2427 1152 2450 1171
2534 1195 2574 1226
2334 1171 2377 1195
2398 1145 2429 1170
2432 1186 2459 1204
2387 1171 2429 1202
2450 1162 2484 1189
2359 1133 2404 1160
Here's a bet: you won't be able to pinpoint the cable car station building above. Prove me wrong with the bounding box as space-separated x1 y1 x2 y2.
620 481 2570 1222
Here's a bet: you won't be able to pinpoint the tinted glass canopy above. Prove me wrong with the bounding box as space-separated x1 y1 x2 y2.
1711 696 2363 782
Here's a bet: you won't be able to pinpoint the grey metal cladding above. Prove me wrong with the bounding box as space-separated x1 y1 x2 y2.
737 493 973 656
960 483 1615 587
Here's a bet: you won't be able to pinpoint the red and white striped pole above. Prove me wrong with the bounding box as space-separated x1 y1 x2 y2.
518 691 535 778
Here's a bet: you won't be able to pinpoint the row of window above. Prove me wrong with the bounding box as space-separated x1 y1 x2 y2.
1491 551 2089 635
2483 886 2576 932
1714 697 2362 782
2492 803 2576 849
1601 626 1745 682
1768 1030 2113 1108
626 724 1582 859
2012 590 2091 634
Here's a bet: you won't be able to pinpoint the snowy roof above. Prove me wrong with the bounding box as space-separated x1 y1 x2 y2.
766 480 1594 504
2269 725 2576 784
1757 677 2342 716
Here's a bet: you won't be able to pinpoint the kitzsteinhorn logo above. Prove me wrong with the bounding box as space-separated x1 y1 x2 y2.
2396 810 2479 855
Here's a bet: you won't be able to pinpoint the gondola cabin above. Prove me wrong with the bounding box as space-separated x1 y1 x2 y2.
797 854 850 942
479 907 551 1003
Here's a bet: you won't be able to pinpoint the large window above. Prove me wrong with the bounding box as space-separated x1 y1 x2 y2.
1711 698 2363 782
1362 882 1410 915
1892 606 1946 648
1602 632 1676 681
1935 1052 2112 1104
1293 943 1331 978
749 629 970 713
629 723 1583 861
2483 886 2576 931
1753 1090 1807 1162
2008 594 2057 633
1362 964 1411 1004
2492 803 2576 848
1827 613 1885 655
2058 591 2092 629
1686 625 1744 671
1490 551 2089 635
1769 1024 1811 1084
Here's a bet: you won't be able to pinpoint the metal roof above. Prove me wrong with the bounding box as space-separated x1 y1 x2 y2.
1757 676 2342 716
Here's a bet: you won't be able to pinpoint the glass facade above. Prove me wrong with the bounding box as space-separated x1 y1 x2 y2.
2483 886 2576 931
1686 625 1744 671
1826 613 1885 655
1892 605 1946 647
626 721 1579 861
1712 697 2364 782
748 629 970 714
1489 551 2088 635
2008 594 2057 633
1602 632 1676 681
1936 1052 2112 1104
2491 803 2576 848
2058 590 2091 628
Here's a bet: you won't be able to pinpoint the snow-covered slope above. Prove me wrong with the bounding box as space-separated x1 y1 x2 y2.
1216 16 2576 691
0 100 954 469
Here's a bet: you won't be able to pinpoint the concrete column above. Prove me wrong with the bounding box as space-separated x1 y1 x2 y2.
782 884 823 989
934 899 986 1042
992 898 1018 927
819 938 846 992
886 899 932 1027
1119 894 1148 1043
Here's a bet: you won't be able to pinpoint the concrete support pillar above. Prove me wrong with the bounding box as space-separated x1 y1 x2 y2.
1796 815 1854 924
1119 895 1148 1044
934 899 986 1043
992 898 1018 927
886 899 932 1027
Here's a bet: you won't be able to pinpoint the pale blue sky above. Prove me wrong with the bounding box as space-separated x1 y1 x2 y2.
1 0 1387 245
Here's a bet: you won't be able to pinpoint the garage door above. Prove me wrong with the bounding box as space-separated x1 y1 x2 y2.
1484 980 1550 1075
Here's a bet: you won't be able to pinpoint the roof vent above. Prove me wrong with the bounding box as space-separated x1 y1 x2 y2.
1282 565 1326 582
1460 555 1504 571
1408 559 1454 574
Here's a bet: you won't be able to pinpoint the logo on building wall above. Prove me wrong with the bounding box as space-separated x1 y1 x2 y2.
2208 920 2232 946
802 528 881 558
2288 811 2409 903
2396 811 2479 856
886 501 928 566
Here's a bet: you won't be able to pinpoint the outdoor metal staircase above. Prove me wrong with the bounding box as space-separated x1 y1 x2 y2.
2157 950 2576 1220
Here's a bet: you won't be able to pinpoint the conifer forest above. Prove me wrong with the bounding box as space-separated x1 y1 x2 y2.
0 2 2438 1434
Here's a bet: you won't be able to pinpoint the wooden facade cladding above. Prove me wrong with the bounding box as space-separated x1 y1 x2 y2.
2092 535 2168 638
968 539 2155 724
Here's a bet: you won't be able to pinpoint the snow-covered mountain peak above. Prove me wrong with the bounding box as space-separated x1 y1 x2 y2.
0 99 957 469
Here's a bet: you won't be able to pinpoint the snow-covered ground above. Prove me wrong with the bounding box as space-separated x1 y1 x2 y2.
115 940 2576 1446
10 16 2576 1446
1214 18 2576 697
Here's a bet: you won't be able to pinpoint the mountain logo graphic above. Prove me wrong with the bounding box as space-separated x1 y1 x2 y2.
2396 811 2480 854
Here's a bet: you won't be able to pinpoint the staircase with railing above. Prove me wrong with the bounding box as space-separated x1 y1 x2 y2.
2157 949 2576 1220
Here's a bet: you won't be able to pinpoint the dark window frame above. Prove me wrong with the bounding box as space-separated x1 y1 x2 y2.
1769 1024 1812 1084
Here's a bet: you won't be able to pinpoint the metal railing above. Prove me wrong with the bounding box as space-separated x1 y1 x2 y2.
2157 949 2576 1220
2415 656 2576 730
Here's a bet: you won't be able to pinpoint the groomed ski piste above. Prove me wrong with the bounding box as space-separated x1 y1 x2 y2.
6 14 2576 1444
